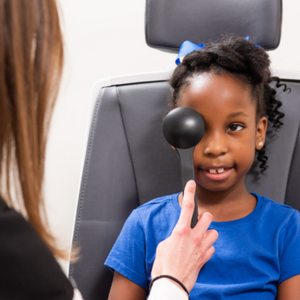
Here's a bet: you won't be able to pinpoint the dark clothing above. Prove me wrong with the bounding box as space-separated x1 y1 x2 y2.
0 199 73 300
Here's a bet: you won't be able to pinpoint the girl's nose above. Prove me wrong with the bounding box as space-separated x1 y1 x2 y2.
202 131 228 157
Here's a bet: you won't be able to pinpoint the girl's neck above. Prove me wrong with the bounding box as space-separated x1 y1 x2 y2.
197 182 256 222
179 181 257 222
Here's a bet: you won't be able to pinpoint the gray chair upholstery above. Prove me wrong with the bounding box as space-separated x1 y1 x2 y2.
145 0 282 51
69 1 300 299
69 79 300 300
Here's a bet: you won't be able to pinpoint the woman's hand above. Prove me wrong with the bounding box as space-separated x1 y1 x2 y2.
151 180 218 292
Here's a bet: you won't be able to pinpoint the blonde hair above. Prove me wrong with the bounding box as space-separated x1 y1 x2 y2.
0 0 65 258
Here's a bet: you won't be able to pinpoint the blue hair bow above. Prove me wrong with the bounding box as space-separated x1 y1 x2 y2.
175 36 259 65
245 36 260 47
175 41 205 65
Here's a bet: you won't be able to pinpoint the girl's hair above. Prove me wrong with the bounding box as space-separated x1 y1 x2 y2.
0 0 65 258
169 36 290 173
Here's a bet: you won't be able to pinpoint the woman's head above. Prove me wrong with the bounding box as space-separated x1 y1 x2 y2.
169 36 289 173
0 0 64 257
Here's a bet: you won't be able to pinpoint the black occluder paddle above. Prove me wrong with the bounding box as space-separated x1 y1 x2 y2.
163 107 205 228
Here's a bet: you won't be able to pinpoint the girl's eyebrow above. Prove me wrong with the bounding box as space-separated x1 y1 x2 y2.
228 112 249 118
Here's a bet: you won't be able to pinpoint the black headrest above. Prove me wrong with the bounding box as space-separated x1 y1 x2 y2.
145 0 282 52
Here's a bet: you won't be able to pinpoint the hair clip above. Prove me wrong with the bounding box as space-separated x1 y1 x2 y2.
175 37 260 65
245 36 260 47
175 41 205 65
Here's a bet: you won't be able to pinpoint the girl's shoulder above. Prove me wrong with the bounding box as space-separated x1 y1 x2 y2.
257 193 299 212
136 192 180 212
128 192 181 228
256 193 300 224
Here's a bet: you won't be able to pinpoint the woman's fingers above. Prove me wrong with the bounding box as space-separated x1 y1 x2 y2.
194 212 213 238
201 229 219 252
201 245 215 266
176 180 196 228
197 212 204 221
151 180 219 292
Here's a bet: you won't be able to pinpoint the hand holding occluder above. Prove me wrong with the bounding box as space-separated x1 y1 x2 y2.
151 180 218 292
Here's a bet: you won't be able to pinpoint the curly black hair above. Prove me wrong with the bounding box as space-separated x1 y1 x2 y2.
168 36 290 173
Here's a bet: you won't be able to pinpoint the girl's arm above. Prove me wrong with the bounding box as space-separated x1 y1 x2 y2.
277 274 300 300
108 271 147 300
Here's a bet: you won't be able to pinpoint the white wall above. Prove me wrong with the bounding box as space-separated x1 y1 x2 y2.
45 0 300 272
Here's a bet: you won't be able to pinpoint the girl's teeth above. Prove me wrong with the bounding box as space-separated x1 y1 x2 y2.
209 168 225 174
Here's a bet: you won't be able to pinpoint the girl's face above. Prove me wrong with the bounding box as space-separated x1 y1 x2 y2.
179 73 267 193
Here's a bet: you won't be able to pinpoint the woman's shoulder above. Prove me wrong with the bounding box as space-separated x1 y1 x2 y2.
0 198 55 260
0 198 35 239
0 198 46 247
0 198 73 300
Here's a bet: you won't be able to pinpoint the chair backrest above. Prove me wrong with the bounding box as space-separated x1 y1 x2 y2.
145 0 282 52
69 1 300 300
69 75 300 300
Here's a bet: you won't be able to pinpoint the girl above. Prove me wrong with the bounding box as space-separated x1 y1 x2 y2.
105 36 300 299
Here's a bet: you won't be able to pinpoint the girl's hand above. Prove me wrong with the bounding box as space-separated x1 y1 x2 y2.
151 180 218 292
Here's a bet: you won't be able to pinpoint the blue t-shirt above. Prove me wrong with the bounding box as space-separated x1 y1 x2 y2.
105 193 300 299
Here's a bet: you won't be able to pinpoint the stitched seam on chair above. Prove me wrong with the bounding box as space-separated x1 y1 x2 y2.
116 86 140 206
69 88 104 277
284 124 300 205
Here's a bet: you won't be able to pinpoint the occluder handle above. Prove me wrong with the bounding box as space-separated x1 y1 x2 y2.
177 147 198 228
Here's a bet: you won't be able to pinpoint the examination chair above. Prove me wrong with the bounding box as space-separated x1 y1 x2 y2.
69 0 300 299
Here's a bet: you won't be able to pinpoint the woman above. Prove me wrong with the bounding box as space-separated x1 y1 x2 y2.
0 0 75 299
0 1 217 299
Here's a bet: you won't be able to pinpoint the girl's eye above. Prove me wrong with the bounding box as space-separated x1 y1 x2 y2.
228 124 244 132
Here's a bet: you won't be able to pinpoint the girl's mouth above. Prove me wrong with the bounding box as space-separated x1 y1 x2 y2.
208 168 227 174
201 167 234 181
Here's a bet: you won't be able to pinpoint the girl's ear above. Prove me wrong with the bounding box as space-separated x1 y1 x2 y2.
255 116 268 151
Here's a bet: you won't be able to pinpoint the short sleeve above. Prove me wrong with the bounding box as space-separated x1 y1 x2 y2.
278 210 300 284
104 209 148 289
